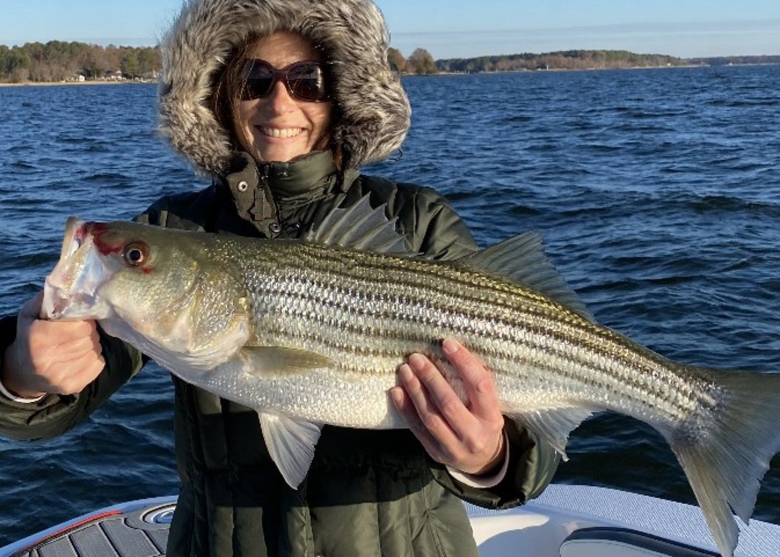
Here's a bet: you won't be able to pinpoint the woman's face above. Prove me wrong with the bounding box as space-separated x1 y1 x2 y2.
233 31 333 163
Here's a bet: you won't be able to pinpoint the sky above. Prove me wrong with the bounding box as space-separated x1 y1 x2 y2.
1 0 779 60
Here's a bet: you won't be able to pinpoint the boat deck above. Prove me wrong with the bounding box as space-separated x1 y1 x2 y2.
7 498 174 557
4 486 779 557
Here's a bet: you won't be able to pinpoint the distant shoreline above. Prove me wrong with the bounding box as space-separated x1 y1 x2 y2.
0 80 154 88
2 61 778 88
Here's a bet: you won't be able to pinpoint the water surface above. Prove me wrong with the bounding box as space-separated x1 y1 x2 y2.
1 66 779 544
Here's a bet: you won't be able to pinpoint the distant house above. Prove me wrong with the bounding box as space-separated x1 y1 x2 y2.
103 69 124 81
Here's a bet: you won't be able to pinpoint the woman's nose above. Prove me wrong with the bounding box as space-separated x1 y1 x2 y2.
264 80 296 112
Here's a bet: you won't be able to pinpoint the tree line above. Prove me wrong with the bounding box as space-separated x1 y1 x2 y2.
1 41 778 83
386 48 780 75
436 50 685 72
0 41 160 83
687 55 780 66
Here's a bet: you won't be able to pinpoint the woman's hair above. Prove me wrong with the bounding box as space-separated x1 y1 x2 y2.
208 32 341 166
209 36 258 149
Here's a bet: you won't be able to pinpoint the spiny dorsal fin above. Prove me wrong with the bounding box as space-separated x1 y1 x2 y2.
305 194 410 254
460 232 593 321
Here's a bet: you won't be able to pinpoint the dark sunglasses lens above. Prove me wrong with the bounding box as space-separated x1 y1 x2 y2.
242 61 274 100
244 77 273 99
288 64 327 101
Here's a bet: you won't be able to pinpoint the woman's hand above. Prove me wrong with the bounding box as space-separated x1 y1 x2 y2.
390 338 505 475
1 292 105 398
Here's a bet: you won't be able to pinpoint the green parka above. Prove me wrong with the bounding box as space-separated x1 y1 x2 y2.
0 0 560 554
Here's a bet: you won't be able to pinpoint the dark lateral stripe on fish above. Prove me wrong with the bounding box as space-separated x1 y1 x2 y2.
255 266 652 365
253 277 706 418
255 265 696 376
238 244 713 428
248 244 563 315
256 257 576 334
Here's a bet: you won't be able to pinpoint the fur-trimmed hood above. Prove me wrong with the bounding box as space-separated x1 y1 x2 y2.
158 0 411 175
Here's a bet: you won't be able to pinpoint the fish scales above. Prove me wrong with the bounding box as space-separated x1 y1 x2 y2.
230 241 710 426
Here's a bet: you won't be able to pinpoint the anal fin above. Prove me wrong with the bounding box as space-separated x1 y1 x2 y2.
512 407 596 460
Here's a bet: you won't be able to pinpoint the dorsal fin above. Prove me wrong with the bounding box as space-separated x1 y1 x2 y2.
305 194 410 254
460 232 593 321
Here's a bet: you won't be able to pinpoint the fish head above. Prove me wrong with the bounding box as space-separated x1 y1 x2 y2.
42 218 202 323
42 218 253 370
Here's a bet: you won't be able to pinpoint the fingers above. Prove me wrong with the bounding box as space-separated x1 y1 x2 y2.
49 354 106 394
442 338 500 419
55 328 104 365
28 320 105 393
4 295 105 397
391 339 506 474
395 357 447 429
389 373 443 459
398 340 499 428
409 352 476 429
25 320 99 363
30 318 96 345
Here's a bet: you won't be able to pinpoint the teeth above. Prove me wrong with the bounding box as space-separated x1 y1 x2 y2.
261 127 303 139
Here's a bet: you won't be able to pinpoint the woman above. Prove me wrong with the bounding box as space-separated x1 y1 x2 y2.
0 0 559 555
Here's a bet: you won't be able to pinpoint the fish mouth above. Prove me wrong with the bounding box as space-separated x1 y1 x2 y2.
41 217 107 321
43 287 98 320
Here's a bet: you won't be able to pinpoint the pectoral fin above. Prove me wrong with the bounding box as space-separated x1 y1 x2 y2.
259 412 322 488
240 346 333 377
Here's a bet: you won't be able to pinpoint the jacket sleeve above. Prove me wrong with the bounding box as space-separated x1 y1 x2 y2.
0 314 144 441
0 199 183 441
395 184 561 508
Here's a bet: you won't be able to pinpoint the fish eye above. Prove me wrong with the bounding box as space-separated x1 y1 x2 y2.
123 242 149 267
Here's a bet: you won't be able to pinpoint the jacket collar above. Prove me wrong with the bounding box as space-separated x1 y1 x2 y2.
220 150 358 237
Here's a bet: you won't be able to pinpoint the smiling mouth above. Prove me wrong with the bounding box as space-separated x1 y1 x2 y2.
259 126 304 139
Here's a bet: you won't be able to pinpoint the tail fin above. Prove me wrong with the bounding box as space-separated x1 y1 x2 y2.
670 369 780 557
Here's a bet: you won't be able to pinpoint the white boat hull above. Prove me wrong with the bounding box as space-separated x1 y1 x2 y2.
2 485 778 557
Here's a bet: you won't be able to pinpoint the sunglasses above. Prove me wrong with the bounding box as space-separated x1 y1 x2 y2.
240 59 330 103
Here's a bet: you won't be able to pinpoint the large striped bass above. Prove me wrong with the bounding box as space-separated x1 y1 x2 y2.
41 196 780 557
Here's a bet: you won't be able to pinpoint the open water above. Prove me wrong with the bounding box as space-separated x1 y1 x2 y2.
1 65 779 545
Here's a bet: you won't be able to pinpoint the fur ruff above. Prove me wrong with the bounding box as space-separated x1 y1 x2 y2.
158 0 411 175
